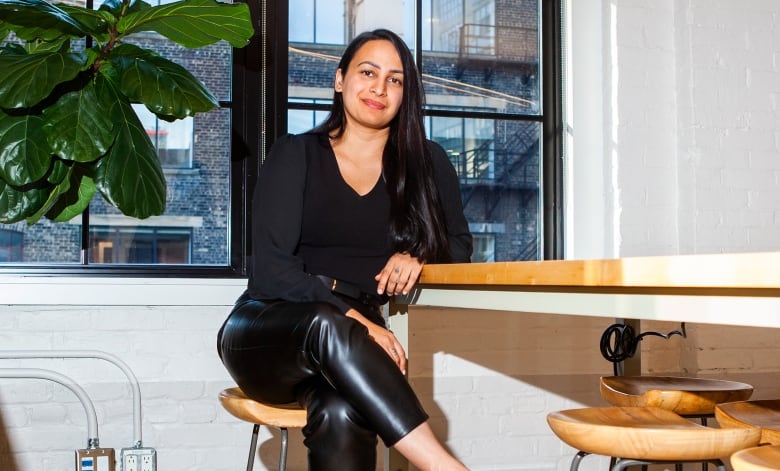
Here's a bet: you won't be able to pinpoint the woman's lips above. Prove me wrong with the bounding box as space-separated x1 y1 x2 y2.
363 99 385 110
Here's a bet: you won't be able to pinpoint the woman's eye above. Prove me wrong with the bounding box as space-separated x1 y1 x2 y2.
361 70 374 77
389 77 403 86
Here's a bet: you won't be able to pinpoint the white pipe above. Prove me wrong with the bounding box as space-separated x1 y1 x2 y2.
0 350 143 447
0 368 99 447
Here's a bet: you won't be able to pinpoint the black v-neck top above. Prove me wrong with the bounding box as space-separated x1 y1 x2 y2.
247 132 472 314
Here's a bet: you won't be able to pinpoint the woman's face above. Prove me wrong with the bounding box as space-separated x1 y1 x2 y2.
335 39 404 132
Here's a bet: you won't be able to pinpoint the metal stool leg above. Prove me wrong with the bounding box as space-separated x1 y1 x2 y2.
247 424 260 471
278 427 289 471
570 451 589 471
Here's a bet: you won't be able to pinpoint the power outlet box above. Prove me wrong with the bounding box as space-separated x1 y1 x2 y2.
120 447 157 471
76 447 116 471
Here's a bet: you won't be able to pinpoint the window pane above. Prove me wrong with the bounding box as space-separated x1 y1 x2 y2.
422 0 540 114
289 0 416 101
428 117 541 261
0 221 81 264
86 107 231 265
0 229 23 262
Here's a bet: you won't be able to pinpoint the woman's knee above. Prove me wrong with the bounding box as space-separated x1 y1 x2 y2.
302 385 377 461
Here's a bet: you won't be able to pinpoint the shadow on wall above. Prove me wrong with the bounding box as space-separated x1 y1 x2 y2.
0 408 20 471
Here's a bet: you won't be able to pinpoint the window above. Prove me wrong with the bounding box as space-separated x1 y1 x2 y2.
133 105 194 169
0 0 562 273
89 227 192 264
285 0 562 261
0 229 23 262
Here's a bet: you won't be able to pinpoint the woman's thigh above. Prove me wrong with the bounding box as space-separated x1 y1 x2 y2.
218 298 336 404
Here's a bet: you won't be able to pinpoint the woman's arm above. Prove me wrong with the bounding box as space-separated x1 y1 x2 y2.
428 141 473 263
247 134 351 313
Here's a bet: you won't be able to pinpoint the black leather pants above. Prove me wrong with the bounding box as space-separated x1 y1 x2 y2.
217 291 428 471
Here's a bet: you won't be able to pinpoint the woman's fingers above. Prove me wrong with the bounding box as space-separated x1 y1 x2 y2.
376 253 423 295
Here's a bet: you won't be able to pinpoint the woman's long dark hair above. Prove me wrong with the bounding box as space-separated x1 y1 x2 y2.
312 29 450 262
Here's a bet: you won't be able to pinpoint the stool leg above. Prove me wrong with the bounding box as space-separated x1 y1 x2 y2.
278 427 289 471
247 424 260 471
570 451 589 471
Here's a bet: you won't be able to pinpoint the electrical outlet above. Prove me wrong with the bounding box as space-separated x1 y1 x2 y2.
120 447 156 471
124 454 138 471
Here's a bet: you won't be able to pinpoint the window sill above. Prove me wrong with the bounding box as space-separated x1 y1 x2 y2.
0 276 247 306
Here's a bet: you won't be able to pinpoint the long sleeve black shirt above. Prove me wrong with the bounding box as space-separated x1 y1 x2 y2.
247 132 473 314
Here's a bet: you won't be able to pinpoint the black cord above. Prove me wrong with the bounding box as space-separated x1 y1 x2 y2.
599 322 687 375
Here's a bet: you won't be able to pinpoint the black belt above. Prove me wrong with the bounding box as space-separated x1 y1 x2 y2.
314 275 385 306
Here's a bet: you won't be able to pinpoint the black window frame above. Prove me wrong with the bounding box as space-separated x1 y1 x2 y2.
0 0 561 277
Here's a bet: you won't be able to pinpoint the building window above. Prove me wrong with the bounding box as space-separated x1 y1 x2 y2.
89 227 192 264
0 229 23 262
134 105 194 169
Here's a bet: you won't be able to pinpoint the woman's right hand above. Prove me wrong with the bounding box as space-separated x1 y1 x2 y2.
346 308 407 374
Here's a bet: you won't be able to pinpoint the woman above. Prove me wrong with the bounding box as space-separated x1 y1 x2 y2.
218 28 472 470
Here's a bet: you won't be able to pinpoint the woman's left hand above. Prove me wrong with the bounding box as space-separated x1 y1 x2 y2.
375 252 423 296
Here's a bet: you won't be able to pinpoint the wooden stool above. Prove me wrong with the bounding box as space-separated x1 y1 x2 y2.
547 406 761 470
716 400 780 446
731 445 780 471
219 387 307 471
600 376 754 418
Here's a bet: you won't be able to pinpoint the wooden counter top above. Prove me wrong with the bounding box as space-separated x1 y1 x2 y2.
419 252 780 294
395 252 780 328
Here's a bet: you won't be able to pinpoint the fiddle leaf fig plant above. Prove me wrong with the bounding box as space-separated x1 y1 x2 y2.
0 0 253 223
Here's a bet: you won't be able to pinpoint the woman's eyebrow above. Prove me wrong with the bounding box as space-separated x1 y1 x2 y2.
357 60 403 75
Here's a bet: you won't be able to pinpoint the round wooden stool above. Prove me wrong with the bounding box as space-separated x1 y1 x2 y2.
731 445 780 471
219 387 307 471
547 406 761 471
600 376 754 417
716 400 780 446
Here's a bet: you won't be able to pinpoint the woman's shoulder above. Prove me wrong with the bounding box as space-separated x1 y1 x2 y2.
266 132 330 164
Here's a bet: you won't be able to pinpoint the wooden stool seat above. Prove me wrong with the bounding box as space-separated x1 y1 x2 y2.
731 445 780 471
219 387 307 427
600 376 754 416
219 387 307 471
716 400 780 446
547 406 761 463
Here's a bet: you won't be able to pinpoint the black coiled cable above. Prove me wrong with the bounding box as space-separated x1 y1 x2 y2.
599 322 687 375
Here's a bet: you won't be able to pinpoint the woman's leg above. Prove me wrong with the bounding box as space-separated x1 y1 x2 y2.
393 422 469 471
297 377 378 471
219 297 464 469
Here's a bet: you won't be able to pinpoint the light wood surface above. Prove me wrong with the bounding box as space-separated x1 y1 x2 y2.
218 387 307 428
716 400 780 446
547 406 761 461
420 252 780 291
731 445 780 471
600 376 754 416
396 252 780 329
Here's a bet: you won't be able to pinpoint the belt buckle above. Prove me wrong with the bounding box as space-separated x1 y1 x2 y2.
330 278 338 291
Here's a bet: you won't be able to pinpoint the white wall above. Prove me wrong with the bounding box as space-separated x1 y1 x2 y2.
3 1 780 470
567 0 780 259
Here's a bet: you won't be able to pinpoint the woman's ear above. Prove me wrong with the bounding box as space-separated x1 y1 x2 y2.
335 69 344 92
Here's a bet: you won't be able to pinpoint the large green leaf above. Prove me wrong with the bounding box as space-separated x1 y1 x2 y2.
99 0 150 17
0 179 51 223
45 165 96 222
0 48 85 109
94 78 166 219
59 4 112 42
111 43 217 120
0 0 88 39
118 0 253 48
43 75 116 162
24 159 71 224
0 110 51 186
